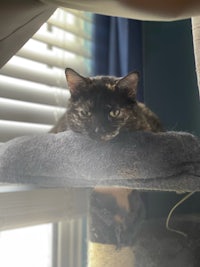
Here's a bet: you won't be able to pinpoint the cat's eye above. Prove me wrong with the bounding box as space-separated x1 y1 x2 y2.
109 109 121 118
79 110 92 117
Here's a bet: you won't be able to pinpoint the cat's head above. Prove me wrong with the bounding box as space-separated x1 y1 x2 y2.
65 68 139 141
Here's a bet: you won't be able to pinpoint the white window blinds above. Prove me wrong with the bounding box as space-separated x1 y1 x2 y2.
0 8 93 142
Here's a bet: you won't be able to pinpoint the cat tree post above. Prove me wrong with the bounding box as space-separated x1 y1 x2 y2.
88 242 135 267
87 188 141 267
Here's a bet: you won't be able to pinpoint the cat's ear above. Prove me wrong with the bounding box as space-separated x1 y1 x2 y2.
65 68 87 96
116 71 139 99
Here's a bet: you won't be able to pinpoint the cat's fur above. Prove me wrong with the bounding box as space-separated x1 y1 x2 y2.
51 68 163 248
51 68 163 139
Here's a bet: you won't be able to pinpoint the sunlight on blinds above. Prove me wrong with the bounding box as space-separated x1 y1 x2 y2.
0 8 93 142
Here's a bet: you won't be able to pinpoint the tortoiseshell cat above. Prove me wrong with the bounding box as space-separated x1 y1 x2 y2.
51 68 163 137
52 68 163 248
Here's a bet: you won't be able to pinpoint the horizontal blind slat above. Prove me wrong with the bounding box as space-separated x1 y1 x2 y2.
33 32 92 59
47 17 92 41
16 47 91 75
0 121 52 142
0 62 66 88
0 98 66 125
17 47 66 70
0 75 69 107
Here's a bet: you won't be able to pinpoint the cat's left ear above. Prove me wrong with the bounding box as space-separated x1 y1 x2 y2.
116 71 139 99
65 68 88 96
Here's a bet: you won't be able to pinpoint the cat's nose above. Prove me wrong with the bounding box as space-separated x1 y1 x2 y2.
94 127 106 134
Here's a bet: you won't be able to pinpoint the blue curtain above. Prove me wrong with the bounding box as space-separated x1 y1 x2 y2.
93 15 143 101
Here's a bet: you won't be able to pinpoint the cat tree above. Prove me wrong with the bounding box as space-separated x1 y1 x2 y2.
1 130 200 265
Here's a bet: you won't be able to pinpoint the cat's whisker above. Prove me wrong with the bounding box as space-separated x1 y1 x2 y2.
94 127 99 133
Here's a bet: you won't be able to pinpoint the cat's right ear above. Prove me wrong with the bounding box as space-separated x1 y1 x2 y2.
65 68 87 96
116 71 139 99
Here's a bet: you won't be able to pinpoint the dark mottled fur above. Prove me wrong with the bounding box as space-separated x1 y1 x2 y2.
51 68 163 139
51 68 163 248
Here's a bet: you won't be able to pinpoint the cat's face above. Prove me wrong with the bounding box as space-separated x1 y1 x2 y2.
65 68 139 141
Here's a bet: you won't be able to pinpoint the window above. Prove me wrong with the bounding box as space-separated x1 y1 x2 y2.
0 224 52 267
0 8 93 267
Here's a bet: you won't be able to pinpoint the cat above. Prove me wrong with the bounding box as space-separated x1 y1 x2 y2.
51 68 163 139
51 68 163 248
